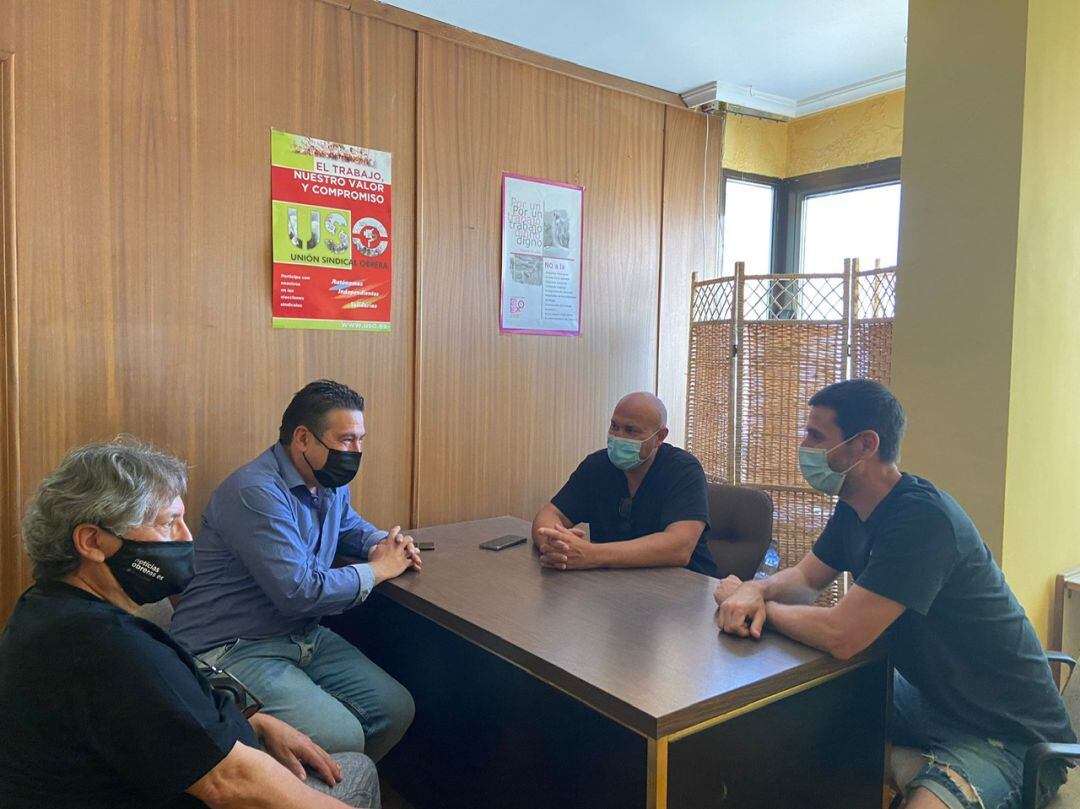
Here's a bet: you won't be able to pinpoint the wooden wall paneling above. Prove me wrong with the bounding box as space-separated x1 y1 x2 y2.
413 34 666 526
179 2 418 532
347 12 418 530
0 49 21 617
657 106 722 447
4 0 416 613
0 0 715 615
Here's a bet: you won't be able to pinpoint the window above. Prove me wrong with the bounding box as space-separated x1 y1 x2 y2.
722 177 776 277
720 157 901 279
799 182 901 275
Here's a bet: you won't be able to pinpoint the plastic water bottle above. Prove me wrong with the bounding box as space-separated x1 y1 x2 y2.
754 542 781 579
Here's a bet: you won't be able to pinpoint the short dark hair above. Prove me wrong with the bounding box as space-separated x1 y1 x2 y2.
808 379 906 463
278 380 365 446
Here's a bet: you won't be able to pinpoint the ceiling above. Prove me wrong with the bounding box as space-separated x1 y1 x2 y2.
386 0 909 117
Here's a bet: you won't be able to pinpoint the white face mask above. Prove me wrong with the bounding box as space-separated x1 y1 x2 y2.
798 433 862 496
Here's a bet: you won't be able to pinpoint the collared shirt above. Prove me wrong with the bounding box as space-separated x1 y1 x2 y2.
171 443 387 654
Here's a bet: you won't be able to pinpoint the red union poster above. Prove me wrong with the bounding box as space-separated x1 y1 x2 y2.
271 129 392 331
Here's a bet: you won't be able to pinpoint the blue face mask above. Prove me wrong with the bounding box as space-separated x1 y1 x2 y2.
607 429 660 471
798 433 862 496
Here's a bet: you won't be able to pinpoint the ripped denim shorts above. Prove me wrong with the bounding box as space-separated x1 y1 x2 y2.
891 673 1068 809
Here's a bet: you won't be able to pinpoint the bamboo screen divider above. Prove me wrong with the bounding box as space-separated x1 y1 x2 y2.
686 258 896 604
852 265 897 383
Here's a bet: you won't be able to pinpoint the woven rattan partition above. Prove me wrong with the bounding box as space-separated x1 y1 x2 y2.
852 264 896 384
687 277 737 485
686 258 897 604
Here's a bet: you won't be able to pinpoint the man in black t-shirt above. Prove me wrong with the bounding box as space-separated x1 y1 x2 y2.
0 439 379 809
714 380 1074 809
532 392 715 575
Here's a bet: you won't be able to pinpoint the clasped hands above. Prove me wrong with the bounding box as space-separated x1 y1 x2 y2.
713 574 768 639
535 528 769 638
368 525 422 582
536 524 596 571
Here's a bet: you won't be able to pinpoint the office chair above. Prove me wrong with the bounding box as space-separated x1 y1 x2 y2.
705 482 773 581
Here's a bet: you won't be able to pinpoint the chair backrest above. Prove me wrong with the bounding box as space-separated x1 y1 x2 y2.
1065 667 1080 736
705 483 773 581
1045 666 1080 807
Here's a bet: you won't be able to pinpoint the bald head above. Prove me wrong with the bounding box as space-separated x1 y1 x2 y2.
610 391 668 438
607 393 669 471
613 392 667 431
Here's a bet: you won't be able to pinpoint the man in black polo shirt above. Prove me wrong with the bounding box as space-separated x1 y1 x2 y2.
0 438 379 809
715 380 1073 809
532 392 715 575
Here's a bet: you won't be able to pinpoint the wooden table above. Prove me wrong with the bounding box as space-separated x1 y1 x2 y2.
328 517 887 809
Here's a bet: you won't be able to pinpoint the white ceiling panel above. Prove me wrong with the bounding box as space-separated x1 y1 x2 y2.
387 0 908 114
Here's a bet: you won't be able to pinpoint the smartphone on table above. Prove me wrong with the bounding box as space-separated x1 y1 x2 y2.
478 534 527 551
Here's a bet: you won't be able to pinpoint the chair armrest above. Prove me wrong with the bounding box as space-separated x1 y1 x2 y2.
1022 742 1080 809
1046 650 1077 691
1046 650 1076 671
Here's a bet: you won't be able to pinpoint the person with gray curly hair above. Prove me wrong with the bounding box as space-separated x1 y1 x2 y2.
20 437 194 598
0 438 381 809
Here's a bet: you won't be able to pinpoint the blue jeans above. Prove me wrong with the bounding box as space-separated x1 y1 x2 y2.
891 673 1067 809
309 752 381 808
201 625 414 761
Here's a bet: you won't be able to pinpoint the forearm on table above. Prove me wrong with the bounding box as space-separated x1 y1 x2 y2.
255 565 369 618
751 566 822 605
532 504 571 546
338 527 387 559
590 531 692 568
766 602 856 659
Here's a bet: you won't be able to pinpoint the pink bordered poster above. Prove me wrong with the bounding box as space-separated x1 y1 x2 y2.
499 173 584 336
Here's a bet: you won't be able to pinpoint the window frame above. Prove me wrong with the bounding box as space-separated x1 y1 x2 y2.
721 170 787 276
784 157 902 275
721 157 901 276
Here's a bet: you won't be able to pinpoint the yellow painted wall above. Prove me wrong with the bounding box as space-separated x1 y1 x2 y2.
1001 0 1080 642
722 113 788 177
787 91 904 177
891 0 1030 564
722 90 904 178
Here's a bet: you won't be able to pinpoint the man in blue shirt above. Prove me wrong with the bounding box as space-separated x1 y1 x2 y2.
172 380 419 761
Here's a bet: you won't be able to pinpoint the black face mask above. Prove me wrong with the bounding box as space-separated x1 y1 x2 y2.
303 432 362 489
101 529 195 605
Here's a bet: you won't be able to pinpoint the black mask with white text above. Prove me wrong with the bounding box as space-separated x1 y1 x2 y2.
304 432 362 489
101 530 195 605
